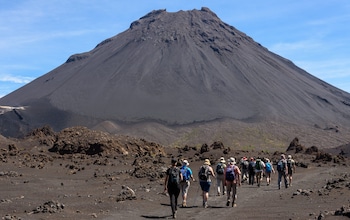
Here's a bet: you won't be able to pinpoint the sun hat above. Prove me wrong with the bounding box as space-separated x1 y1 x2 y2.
229 157 236 165
204 159 211 165
288 155 292 159
219 157 226 163
183 159 189 166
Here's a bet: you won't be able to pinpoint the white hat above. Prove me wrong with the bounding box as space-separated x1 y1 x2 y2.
288 155 292 159
229 157 236 165
183 160 189 166
219 157 226 163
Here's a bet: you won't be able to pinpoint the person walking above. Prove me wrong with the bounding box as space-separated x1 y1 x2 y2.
164 158 183 219
277 154 288 189
264 158 275 186
287 155 296 187
215 157 226 196
254 157 265 187
179 159 195 207
224 157 241 207
240 157 249 183
248 157 256 185
198 159 215 208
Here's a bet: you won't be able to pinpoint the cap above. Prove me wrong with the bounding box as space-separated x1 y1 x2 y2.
183 159 189 166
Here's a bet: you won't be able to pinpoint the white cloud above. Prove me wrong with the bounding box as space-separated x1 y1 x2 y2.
0 74 33 84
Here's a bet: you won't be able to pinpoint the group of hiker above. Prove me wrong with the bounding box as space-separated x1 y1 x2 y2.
164 154 296 218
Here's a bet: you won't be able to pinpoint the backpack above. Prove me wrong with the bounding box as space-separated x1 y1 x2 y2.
242 160 249 169
199 165 209 181
180 167 189 181
265 162 272 173
225 165 235 181
277 160 285 172
248 161 255 172
216 163 224 175
255 160 262 170
168 167 180 185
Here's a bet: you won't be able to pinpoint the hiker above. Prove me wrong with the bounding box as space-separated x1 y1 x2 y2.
224 157 241 207
277 154 288 189
164 158 183 219
264 158 275 186
215 157 226 196
240 157 249 183
179 159 195 207
255 157 265 187
198 159 215 208
287 155 296 186
248 157 256 185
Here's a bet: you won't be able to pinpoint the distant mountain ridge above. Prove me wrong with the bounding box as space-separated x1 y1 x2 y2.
1 7 350 148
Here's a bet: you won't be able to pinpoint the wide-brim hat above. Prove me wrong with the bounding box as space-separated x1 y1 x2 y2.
204 159 211 165
229 157 236 165
219 157 226 163
183 159 189 166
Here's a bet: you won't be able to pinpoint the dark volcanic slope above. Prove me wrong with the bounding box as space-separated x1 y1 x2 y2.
1 7 350 137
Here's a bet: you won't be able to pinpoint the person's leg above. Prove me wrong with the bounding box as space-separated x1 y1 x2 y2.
278 172 282 189
182 182 189 207
216 177 221 196
284 173 288 188
289 173 293 186
232 183 237 207
226 181 232 206
169 191 176 217
222 177 226 195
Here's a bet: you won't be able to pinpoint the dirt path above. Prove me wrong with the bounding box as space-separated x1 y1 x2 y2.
107 165 347 220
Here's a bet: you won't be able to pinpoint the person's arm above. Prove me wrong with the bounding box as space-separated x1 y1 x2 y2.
210 166 216 178
235 166 241 186
164 170 169 192
189 168 195 181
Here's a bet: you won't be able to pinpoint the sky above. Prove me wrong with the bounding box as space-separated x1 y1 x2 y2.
1 0 350 98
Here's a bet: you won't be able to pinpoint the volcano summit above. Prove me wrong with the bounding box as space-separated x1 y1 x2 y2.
1 7 350 148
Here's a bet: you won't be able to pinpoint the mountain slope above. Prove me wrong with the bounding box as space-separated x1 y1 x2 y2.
1 7 350 147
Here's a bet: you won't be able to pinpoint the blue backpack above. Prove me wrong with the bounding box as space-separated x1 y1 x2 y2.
265 162 272 173
180 167 189 181
225 165 235 181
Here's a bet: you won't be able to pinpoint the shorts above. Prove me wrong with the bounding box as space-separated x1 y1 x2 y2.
180 181 190 195
200 181 211 192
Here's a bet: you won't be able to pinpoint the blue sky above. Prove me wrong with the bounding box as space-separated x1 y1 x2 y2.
1 0 350 98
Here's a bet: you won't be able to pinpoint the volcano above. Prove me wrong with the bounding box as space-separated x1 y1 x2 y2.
1 7 350 148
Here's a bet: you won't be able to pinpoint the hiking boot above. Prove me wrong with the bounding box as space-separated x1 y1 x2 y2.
226 201 230 206
204 202 208 208
173 211 177 219
232 203 237 207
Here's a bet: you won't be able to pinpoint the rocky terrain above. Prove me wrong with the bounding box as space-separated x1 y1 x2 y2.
0 126 349 219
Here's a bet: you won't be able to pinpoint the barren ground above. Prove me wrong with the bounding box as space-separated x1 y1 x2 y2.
0 127 349 220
